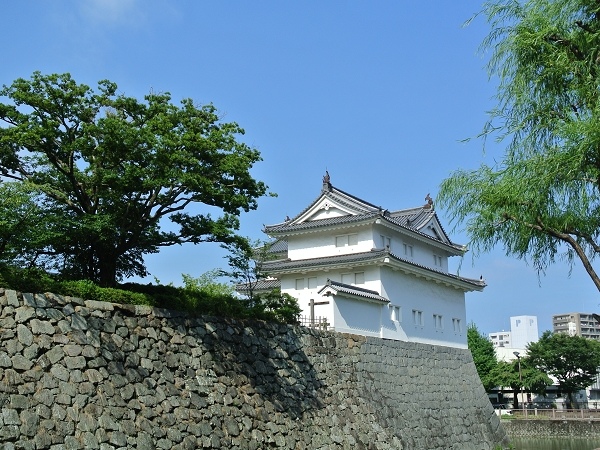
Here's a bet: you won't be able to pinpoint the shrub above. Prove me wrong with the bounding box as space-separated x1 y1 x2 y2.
56 280 152 306
0 264 59 293
0 264 300 324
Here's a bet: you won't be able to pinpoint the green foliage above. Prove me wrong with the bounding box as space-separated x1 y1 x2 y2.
120 280 257 318
467 323 499 390
220 237 274 303
258 289 302 325
0 183 64 269
491 358 551 408
493 359 551 394
494 445 515 450
0 72 269 287
218 238 300 323
467 322 550 409
438 0 600 289
59 280 151 306
119 282 183 309
181 269 234 297
526 330 600 407
0 262 300 324
0 264 59 293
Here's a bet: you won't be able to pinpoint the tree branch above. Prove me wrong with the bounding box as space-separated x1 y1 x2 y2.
546 34 584 60
503 212 600 291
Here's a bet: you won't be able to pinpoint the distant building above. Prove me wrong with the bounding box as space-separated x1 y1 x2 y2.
510 315 539 349
488 315 539 349
553 312 600 340
488 331 512 348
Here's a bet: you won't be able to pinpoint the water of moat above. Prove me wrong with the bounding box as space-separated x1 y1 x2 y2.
509 437 600 449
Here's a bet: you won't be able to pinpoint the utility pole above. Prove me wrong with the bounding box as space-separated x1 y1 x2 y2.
513 351 524 415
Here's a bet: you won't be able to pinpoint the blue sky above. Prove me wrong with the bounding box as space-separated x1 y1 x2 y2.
3 1 598 335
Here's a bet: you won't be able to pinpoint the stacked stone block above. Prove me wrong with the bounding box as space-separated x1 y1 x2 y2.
0 288 508 449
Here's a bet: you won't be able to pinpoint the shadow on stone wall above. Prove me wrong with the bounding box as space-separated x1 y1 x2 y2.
188 318 327 420
0 290 330 448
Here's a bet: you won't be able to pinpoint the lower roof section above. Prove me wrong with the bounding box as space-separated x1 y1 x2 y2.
262 249 486 292
318 279 389 304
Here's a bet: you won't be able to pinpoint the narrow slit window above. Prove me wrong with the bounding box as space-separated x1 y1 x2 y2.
391 306 401 322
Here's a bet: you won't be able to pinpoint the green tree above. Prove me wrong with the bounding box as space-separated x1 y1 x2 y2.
0 182 64 268
438 0 600 290
220 238 273 304
0 182 44 261
181 269 234 297
0 72 269 287
491 359 551 409
527 331 600 408
468 323 499 390
220 238 300 324
259 289 302 325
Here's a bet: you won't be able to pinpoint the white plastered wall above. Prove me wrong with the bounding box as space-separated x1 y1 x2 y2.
287 225 371 260
379 266 467 348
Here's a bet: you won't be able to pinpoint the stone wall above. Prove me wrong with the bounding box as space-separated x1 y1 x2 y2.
0 288 508 449
503 419 600 437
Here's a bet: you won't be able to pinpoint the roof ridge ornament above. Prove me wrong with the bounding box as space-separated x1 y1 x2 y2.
424 193 434 210
322 170 332 192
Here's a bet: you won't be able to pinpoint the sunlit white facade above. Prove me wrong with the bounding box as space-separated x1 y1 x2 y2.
261 174 486 348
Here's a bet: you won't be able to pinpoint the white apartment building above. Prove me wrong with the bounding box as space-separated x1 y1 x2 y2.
488 315 539 349
488 331 512 348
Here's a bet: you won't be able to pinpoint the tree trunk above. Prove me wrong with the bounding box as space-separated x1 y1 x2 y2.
97 248 118 288
565 392 574 410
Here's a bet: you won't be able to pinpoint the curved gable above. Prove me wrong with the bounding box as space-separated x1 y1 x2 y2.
418 217 448 243
283 182 381 226
296 196 356 223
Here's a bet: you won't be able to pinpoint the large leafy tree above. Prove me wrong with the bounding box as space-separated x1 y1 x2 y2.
527 331 600 408
468 323 499 390
438 0 600 289
0 72 269 286
0 182 63 266
491 359 551 409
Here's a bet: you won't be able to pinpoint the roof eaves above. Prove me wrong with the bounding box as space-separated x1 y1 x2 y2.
385 251 486 291
263 183 383 234
235 277 281 293
318 279 390 303
263 250 485 292
378 215 465 255
264 212 380 235
329 186 383 212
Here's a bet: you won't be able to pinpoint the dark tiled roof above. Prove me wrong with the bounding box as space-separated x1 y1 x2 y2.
264 211 380 234
387 208 453 244
266 238 288 255
387 207 434 228
319 279 389 303
235 278 281 293
262 249 486 291
263 249 388 272
263 183 461 252
264 185 382 232
265 211 463 253
325 185 383 212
